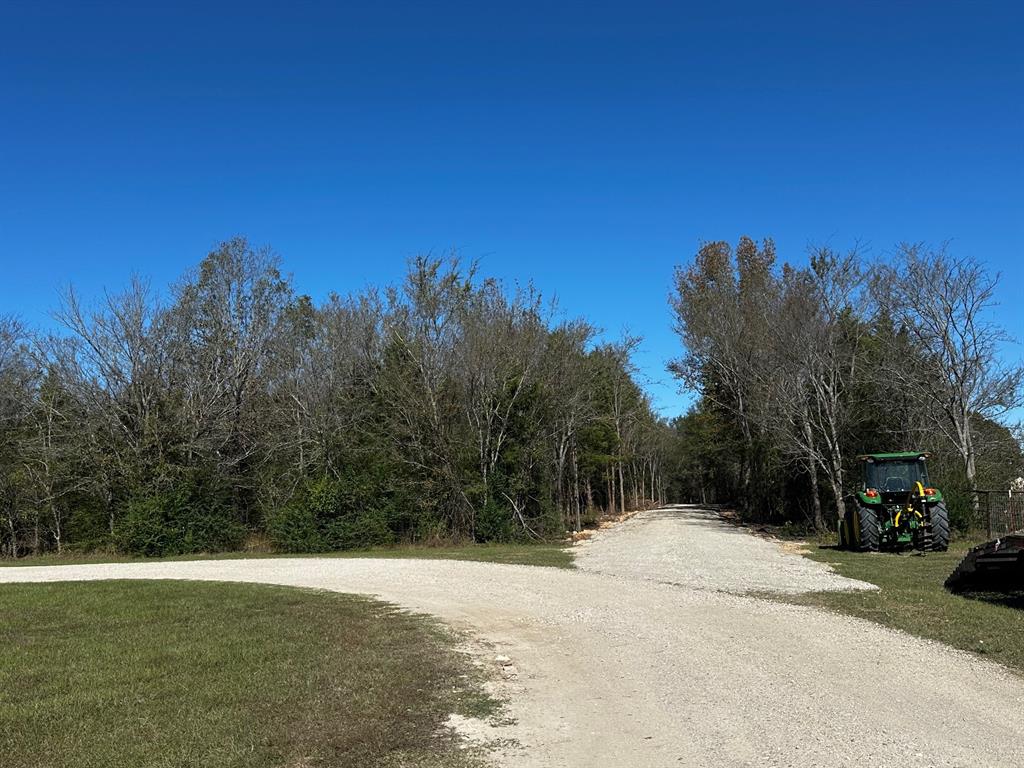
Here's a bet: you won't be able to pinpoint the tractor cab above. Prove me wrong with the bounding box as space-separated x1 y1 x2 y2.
840 452 949 552
859 452 935 502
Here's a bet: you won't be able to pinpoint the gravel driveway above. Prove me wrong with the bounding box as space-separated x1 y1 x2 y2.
3 505 1023 767
575 505 873 593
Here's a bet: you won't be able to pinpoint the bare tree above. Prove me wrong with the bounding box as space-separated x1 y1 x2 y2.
875 244 1024 510
769 250 865 528
167 238 294 517
375 256 477 534
542 321 599 530
458 280 549 520
0 317 34 556
20 343 91 554
266 291 383 488
55 278 169 472
2 245 675 557
670 237 778 513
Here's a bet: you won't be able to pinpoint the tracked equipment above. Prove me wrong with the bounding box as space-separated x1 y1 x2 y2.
838 452 949 552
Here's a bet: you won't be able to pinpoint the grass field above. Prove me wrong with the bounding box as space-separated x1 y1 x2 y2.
0 581 498 768
0 540 575 570
793 543 1024 676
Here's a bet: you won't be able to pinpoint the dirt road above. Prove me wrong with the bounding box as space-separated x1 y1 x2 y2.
3 505 1023 767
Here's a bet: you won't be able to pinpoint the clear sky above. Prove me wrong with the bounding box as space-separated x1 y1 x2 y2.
2 1 1022 419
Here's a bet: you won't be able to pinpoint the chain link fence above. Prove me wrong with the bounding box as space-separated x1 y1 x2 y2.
975 490 1024 538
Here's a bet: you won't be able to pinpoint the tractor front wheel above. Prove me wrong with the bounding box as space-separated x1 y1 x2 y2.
929 501 950 551
855 504 880 552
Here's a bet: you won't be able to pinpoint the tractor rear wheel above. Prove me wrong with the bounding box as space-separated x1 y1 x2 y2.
855 504 880 552
929 501 950 551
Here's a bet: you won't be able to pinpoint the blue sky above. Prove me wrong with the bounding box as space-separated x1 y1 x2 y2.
2 1 1022 418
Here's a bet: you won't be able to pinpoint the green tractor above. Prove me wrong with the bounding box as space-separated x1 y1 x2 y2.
838 452 949 552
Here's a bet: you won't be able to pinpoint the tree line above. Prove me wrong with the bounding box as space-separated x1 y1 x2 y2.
0 239 672 558
667 237 1024 530
6 234 1012 556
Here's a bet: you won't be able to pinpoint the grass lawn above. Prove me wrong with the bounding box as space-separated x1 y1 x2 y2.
0 580 498 768
793 543 1024 676
0 540 575 570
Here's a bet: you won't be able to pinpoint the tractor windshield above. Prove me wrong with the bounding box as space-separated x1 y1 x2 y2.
865 459 928 493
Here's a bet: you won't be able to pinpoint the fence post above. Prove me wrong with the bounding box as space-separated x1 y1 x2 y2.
986 491 992 539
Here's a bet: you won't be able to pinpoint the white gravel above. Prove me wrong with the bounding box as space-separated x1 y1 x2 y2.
575 505 875 594
3 505 1023 767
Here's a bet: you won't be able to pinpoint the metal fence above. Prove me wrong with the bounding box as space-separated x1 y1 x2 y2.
976 490 1024 538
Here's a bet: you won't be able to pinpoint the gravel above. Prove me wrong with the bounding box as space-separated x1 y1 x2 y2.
3 505 1023 767
575 505 875 594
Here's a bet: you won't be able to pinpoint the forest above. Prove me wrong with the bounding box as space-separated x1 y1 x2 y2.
666 237 1024 531
2 236 1020 558
0 239 670 557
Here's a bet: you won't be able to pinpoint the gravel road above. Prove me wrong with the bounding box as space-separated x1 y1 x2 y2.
575 506 873 593
3 504 1023 767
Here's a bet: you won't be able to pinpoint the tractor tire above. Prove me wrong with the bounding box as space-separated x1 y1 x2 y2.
855 504 880 552
929 501 950 551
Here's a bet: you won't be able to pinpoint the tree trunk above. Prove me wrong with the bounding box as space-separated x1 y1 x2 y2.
571 446 582 533
965 424 979 516
801 419 825 530
618 461 626 514
50 500 62 554
4 509 17 558
808 459 824 530
828 447 847 522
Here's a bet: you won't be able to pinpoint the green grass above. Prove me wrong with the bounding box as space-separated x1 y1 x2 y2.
0 540 575 570
0 580 498 768
792 543 1024 675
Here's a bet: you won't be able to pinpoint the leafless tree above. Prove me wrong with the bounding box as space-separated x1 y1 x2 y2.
167 238 294 514
768 249 865 528
2 245 673 557
542 321 599 530
0 317 33 555
670 237 778 512
458 280 549 519
54 277 171 522
875 244 1024 510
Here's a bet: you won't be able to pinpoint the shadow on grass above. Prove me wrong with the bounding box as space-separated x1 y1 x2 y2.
958 591 1024 611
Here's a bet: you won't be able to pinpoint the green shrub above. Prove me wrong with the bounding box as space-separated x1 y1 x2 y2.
325 508 394 549
265 504 325 553
113 473 244 556
475 499 512 542
266 473 396 553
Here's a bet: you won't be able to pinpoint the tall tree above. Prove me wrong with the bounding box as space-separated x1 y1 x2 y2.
875 244 1024 511
670 237 779 514
770 249 866 527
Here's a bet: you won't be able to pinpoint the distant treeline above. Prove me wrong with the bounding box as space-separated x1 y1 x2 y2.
5 235 1014 557
0 240 671 557
665 237 1024 530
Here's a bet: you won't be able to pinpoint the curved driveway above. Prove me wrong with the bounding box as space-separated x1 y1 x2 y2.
3 505 1022 767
